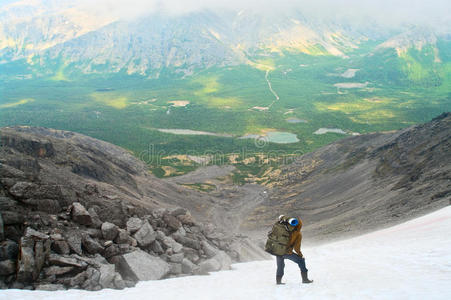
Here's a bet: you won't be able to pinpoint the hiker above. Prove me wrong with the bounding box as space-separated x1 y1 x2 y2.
265 215 313 285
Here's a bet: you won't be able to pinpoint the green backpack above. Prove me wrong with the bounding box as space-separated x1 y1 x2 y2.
264 218 294 256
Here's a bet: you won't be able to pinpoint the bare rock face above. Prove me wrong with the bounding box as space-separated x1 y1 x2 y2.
113 249 170 281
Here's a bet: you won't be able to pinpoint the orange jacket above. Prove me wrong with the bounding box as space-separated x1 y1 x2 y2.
286 219 303 257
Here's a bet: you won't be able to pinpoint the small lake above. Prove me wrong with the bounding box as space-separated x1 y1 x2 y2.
156 129 233 137
314 128 347 135
267 132 300 143
240 132 299 144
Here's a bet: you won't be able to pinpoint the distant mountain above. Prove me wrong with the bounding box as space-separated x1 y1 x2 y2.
3 1 449 77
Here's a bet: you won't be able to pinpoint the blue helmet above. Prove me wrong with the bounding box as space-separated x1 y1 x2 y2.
288 217 299 227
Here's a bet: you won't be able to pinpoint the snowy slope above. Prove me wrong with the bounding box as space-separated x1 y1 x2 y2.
2 206 451 300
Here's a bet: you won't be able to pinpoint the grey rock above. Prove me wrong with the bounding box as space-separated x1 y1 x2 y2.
50 233 64 240
99 263 116 288
175 226 186 236
169 263 182 275
201 241 218 258
181 258 198 274
150 240 164 254
126 217 143 234
133 220 156 247
101 222 119 241
156 230 166 241
198 258 221 274
83 267 101 289
113 273 126 290
71 202 93 226
44 266 74 276
16 236 35 283
65 230 83 255
103 244 120 258
85 228 103 239
104 240 113 247
34 284 66 291
113 249 170 281
173 234 201 250
1 211 24 225
0 240 19 260
177 213 196 226
114 229 129 244
0 259 16 275
9 182 37 199
170 207 188 217
168 252 184 263
182 247 200 263
65 270 87 286
88 208 103 228
162 236 183 253
213 250 233 270
163 214 182 231
82 234 104 254
33 239 50 279
25 227 49 240
48 254 87 268
123 280 136 288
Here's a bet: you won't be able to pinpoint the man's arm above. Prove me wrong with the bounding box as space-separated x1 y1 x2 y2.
293 232 303 257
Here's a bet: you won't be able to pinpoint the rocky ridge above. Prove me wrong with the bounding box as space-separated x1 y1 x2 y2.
0 126 267 290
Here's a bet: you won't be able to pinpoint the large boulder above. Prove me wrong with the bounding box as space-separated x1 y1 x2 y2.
16 236 35 283
201 241 218 258
8 182 37 199
126 217 143 234
198 251 232 274
71 202 93 226
65 230 83 255
162 236 183 253
82 234 104 254
172 234 201 250
0 240 18 260
99 263 116 289
0 259 16 275
181 258 198 274
114 229 130 244
198 258 221 274
133 221 156 247
101 222 119 241
163 214 182 231
113 249 170 281
52 240 70 255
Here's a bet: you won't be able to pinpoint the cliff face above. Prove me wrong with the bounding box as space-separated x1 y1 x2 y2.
0 126 267 291
242 113 451 241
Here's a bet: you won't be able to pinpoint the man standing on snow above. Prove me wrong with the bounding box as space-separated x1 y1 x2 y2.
275 216 313 285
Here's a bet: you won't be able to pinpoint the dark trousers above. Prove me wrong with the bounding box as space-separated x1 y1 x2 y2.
276 253 308 277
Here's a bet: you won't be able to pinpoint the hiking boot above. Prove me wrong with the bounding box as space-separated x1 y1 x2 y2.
301 271 313 284
276 276 285 285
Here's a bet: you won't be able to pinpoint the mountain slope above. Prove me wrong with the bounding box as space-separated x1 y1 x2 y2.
242 113 451 241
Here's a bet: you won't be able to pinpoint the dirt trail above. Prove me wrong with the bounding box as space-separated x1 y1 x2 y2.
265 69 280 108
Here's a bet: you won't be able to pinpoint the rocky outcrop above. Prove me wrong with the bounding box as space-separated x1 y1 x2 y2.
0 126 266 290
